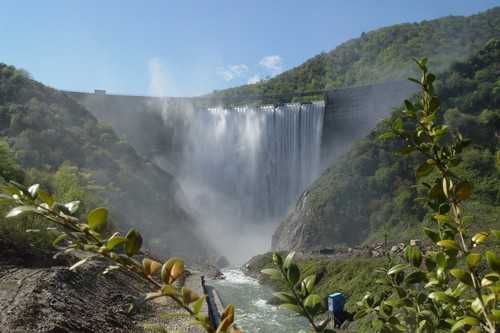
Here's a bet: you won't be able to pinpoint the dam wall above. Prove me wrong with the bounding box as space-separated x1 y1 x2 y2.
64 81 417 223
65 80 417 169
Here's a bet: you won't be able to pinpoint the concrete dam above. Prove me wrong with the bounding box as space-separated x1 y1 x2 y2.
65 80 417 231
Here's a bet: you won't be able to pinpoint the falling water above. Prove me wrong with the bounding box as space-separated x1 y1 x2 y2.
181 102 325 222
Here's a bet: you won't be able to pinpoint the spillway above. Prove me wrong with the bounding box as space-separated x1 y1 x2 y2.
181 102 325 222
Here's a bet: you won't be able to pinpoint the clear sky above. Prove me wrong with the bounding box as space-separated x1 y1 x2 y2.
1 0 498 96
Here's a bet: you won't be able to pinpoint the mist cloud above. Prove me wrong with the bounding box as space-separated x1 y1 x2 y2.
148 57 169 97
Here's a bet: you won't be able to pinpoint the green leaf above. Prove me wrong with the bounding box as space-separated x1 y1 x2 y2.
450 316 479 332
466 253 481 270
449 269 473 286
286 263 300 285
436 252 447 269
261 268 282 280
283 251 295 270
272 292 296 304
404 99 414 111
301 274 316 294
192 296 205 314
485 251 500 273
37 189 54 207
106 232 126 250
416 160 435 179
378 132 396 141
428 291 457 304
387 263 410 275
471 232 488 245
491 229 500 240
405 246 422 267
87 207 108 232
125 229 143 257
52 233 67 247
303 294 322 315
279 303 304 315
272 253 283 266
437 239 459 251
405 271 428 284
6 205 38 218
423 227 440 243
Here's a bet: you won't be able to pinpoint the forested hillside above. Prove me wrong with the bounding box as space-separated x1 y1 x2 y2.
213 6 499 101
273 39 500 251
0 64 212 259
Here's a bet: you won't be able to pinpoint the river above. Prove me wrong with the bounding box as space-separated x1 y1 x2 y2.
213 268 308 333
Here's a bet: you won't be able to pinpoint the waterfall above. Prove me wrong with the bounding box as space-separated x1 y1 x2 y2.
180 101 325 222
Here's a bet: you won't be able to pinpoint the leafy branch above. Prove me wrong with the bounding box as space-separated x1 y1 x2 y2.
262 252 333 333
357 59 499 333
0 180 242 333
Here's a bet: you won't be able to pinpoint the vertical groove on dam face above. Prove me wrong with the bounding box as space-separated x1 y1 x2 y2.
182 102 324 221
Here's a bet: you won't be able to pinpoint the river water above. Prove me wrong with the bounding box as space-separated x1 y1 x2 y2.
213 268 308 333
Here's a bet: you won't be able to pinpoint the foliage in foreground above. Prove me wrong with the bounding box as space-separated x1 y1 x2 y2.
264 60 499 332
354 60 500 332
0 180 241 333
262 252 333 332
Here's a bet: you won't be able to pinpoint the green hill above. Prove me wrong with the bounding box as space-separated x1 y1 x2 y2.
272 39 500 251
0 64 213 259
212 6 499 102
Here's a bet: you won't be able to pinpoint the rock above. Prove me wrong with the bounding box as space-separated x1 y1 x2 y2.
0 252 151 333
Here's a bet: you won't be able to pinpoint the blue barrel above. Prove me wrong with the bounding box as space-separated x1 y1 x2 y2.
328 292 346 314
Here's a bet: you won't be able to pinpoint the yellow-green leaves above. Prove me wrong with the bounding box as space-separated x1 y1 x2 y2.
485 251 500 273
451 316 479 332
405 246 422 267
472 232 488 245
87 207 108 232
449 269 473 286
142 258 162 276
272 292 297 304
416 160 435 179
387 263 410 275
260 268 281 280
160 257 184 284
105 232 126 250
181 287 200 304
437 239 459 251
125 229 142 257
303 294 322 315
467 253 482 270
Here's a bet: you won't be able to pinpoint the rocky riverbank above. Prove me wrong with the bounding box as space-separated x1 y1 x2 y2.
0 238 215 333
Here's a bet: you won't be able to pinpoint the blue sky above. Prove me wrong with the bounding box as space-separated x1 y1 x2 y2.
1 1 498 96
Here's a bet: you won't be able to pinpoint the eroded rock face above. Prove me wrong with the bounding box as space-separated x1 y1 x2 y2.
0 241 151 333
271 190 339 252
